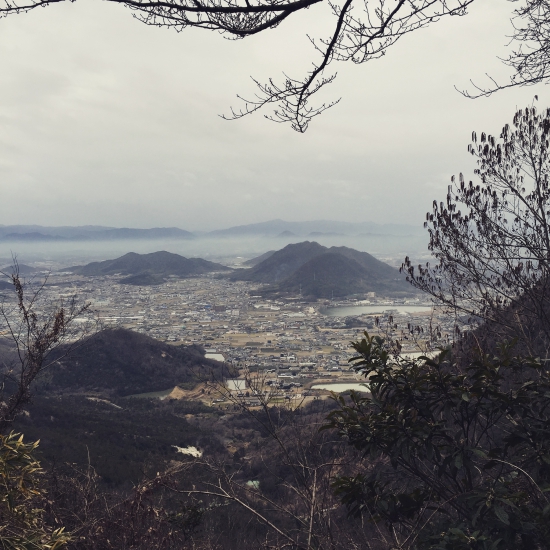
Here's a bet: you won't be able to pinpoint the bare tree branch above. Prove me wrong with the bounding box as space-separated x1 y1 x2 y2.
0 0 475 131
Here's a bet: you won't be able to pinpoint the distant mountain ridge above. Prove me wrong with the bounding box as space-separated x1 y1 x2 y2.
230 241 411 298
0 225 195 241
0 219 423 242
96 227 195 240
1 232 68 242
243 250 276 267
68 251 231 284
207 219 424 238
0 264 39 275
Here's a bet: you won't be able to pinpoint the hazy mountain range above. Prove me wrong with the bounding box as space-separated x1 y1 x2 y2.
0 263 39 275
0 219 424 242
205 219 424 238
0 226 195 241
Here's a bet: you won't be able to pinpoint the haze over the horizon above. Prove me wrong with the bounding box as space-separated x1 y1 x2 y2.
0 219 432 266
0 0 546 230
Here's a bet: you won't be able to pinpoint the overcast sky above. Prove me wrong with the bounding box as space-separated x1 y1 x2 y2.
0 0 544 231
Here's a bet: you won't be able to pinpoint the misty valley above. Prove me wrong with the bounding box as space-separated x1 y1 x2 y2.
2 10 550 540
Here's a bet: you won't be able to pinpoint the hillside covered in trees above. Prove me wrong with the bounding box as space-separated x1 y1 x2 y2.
230 241 411 298
41 328 227 397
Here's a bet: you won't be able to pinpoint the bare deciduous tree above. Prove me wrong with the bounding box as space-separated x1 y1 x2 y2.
149 369 376 548
0 262 96 433
402 103 550 356
461 0 550 98
0 264 96 549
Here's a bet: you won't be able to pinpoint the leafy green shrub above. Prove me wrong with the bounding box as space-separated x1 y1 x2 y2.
325 333 550 549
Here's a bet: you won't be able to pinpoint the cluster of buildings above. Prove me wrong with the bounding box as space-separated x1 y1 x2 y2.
9 270 452 365
0 269 457 404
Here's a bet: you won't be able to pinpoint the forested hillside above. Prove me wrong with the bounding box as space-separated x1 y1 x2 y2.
41 328 227 396
231 241 410 298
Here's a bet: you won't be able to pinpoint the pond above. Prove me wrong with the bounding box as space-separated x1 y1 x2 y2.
311 382 369 393
322 304 433 317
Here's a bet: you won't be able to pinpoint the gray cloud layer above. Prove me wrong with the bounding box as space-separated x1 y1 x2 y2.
0 0 543 230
